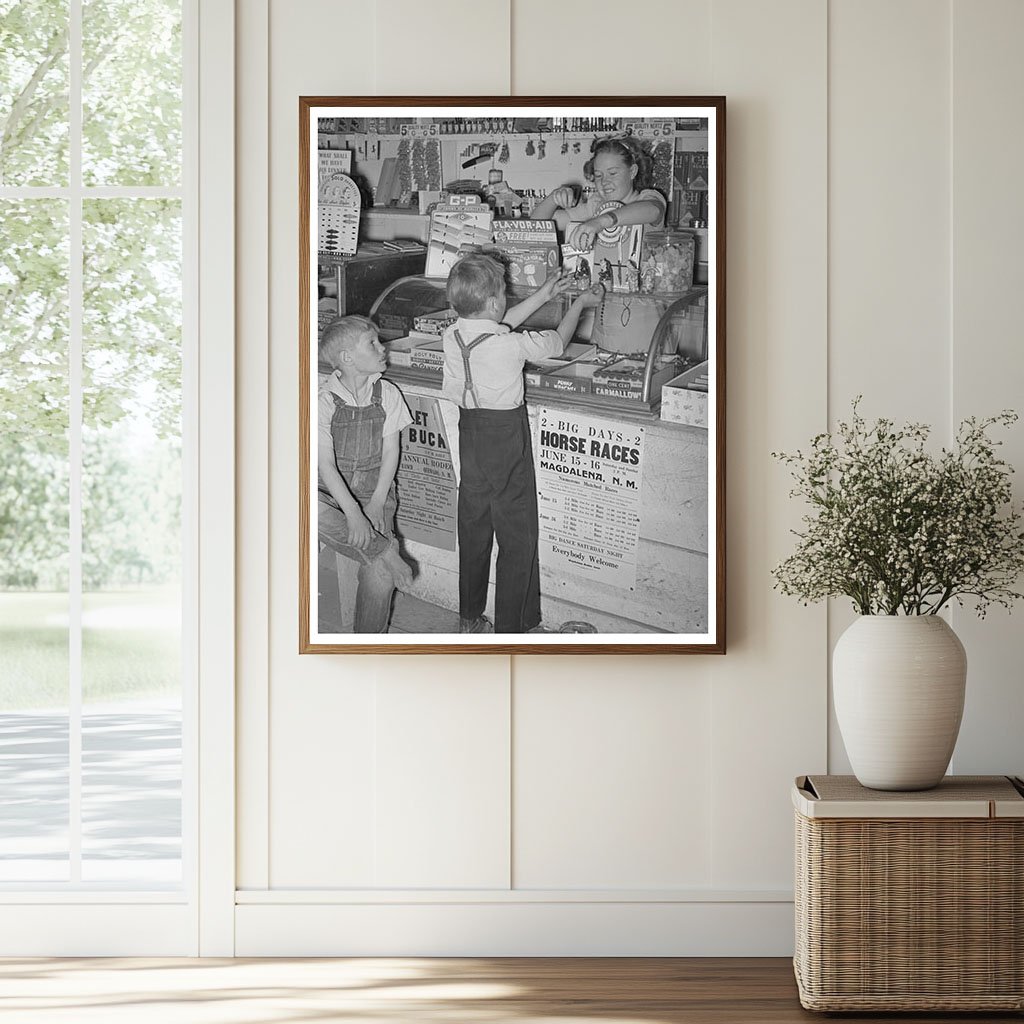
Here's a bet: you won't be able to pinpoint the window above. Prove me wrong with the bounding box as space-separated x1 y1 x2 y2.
0 0 191 890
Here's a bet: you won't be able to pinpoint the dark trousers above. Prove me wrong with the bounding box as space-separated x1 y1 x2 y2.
457 405 541 633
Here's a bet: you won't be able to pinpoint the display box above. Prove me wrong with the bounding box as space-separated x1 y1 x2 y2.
412 308 457 336
659 360 708 426
536 360 597 395
384 335 444 371
492 219 559 287
592 357 678 402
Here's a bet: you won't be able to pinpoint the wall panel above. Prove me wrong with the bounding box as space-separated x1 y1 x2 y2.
264 0 376 890
949 0 1024 777
376 0 510 95
706 0 828 888
264 0 515 894
511 0 711 94
829 0 951 426
827 0 952 773
231 0 1024 955
374 663 511 888
513 657 713 889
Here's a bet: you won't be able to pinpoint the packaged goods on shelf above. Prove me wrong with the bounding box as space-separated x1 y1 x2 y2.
532 359 598 395
412 308 458 336
384 336 445 371
409 340 445 370
592 356 680 402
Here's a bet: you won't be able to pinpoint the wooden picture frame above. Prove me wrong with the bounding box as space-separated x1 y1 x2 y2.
300 97 725 653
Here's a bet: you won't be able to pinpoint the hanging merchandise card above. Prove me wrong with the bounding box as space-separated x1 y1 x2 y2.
565 200 643 293
425 195 493 278
318 173 360 258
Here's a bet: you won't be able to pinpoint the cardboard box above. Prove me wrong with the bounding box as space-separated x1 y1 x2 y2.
412 308 457 335
659 360 708 427
536 360 596 394
591 357 679 403
384 335 445 371
408 338 445 370
384 338 413 367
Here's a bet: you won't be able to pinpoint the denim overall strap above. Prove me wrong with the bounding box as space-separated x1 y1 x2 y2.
453 329 494 409
326 381 387 501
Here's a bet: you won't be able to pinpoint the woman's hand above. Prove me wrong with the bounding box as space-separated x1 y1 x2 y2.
575 216 609 251
547 186 576 211
347 509 377 550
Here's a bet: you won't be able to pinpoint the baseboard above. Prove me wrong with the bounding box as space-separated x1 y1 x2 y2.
0 904 195 956
235 896 795 956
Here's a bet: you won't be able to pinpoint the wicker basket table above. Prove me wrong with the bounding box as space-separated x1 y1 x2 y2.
793 774 1024 1012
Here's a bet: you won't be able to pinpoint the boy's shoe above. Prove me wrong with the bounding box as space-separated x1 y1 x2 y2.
459 615 493 634
526 623 552 633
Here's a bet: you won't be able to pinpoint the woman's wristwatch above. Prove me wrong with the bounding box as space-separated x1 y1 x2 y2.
603 209 618 229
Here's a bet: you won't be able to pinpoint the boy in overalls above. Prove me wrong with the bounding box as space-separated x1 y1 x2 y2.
318 316 414 632
441 254 603 633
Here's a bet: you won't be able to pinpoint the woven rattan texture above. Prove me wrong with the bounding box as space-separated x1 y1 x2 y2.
806 774 1023 803
794 812 1024 1011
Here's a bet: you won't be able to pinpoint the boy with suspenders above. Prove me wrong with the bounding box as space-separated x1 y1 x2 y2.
442 254 603 633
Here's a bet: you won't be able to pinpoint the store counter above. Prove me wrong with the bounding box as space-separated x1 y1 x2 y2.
386 371 708 634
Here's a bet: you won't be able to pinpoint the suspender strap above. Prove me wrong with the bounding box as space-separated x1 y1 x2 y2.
453 329 494 408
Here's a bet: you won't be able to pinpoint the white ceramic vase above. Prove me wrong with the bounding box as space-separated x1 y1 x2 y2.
833 615 967 791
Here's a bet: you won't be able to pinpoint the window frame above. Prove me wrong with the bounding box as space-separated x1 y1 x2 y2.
0 0 235 956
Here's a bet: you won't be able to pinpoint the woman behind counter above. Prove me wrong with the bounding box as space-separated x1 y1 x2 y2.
530 135 666 248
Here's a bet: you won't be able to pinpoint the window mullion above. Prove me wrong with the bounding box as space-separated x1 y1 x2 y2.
68 0 83 885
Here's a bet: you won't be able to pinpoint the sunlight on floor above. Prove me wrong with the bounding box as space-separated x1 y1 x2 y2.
0 958 669 1024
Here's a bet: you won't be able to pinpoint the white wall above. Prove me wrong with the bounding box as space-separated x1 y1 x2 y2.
234 0 1024 955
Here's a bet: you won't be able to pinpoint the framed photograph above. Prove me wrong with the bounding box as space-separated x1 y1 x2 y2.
300 97 725 653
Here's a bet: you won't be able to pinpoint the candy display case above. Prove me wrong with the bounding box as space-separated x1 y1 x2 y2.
370 274 709 417
527 285 708 411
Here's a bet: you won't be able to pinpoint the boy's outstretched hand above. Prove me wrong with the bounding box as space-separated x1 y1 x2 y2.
536 266 574 303
576 283 605 308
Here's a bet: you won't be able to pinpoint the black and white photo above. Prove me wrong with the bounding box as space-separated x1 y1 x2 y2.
300 98 725 653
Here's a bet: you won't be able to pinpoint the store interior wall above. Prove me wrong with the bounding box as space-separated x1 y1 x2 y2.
234 0 1024 954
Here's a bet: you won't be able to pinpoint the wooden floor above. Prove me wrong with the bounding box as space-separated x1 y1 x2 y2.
0 957 1019 1023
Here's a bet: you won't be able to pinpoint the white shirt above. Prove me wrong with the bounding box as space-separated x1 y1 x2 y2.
317 371 412 456
441 317 562 410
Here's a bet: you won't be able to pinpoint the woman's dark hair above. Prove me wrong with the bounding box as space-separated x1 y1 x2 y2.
583 135 655 191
